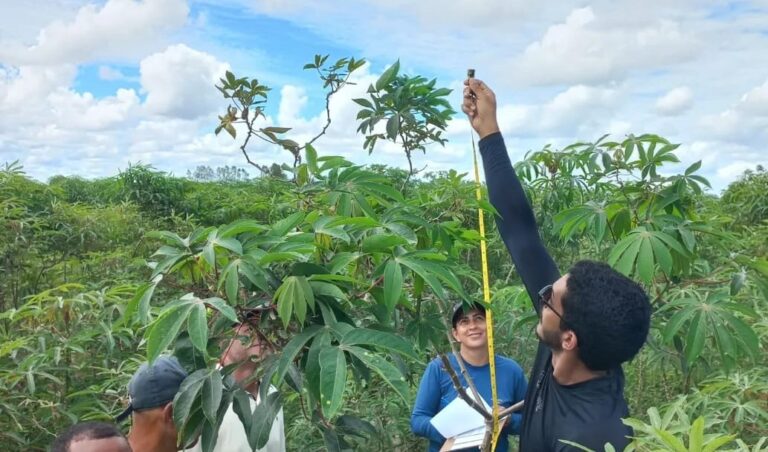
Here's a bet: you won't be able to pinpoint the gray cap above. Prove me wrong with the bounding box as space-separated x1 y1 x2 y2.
451 301 486 327
116 356 187 422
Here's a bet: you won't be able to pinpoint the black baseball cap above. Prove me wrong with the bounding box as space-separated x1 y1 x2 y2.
116 356 188 423
451 302 487 328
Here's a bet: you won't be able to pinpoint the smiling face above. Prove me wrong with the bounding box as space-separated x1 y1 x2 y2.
451 309 488 350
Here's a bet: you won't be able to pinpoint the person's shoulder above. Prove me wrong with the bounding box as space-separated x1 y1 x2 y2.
427 355 450 371
494 355 524 373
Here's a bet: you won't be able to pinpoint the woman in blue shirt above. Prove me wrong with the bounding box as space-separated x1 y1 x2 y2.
411 303 527 452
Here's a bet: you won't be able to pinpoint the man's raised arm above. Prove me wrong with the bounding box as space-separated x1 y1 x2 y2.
462 78 561 309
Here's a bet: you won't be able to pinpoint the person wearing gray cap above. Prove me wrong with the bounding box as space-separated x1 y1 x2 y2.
410 302 527 452
117 355 188 452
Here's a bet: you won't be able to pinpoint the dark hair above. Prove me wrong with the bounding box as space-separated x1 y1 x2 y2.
561 260 651 371
51 421 127 452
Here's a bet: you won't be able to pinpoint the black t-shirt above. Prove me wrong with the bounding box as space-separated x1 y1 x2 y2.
479 132 632 451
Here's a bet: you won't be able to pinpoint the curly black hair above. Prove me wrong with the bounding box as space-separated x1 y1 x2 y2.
561 260 651 371
51 421 128 452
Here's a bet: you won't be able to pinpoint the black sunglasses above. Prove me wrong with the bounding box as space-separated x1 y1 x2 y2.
537 284 569 328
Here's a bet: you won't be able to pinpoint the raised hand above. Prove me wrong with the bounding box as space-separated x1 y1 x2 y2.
461 78 500 139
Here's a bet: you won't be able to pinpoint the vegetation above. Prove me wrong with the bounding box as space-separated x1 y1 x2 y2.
0 56 766 451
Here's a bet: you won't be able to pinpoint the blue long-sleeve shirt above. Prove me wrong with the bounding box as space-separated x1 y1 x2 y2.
410 353 527 452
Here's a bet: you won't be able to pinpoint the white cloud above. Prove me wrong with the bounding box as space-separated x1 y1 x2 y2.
140 44 229 119
701 79 768 142
739 79 768 115
667 140 767 192
277 85 309 125
513 7 699 85
49 88 141 130
0 0 189 65
0 64 77 114
541 84 620 131
487 84 621 137
98 65 130 81
1 0 767 194
656 87 693 115
717 161 759 181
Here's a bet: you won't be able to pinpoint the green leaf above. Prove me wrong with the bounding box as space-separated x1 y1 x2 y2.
328 252 362 274
202 240 216 267
383 259 403 312
684 311 705 364
689 416 704 451
346 346 409 401
319 346 347 418
274 276 314 327
188 304 208 354
353 98 374 109
129 279 160 325
398 256 447 301
305 143 319 175
146 304 194 363
341 328 417 359
306 331 332 403
649 236 673 274
218 220 268 238
611 234 643 277
298 276 315 311
261 126 292 134
702 435 737 452
375 60 400 91
322 427 343 452
213 237 243 255
400 255 465 299
361 234 408 253
232 388 254 439
720 311 760 359
275 325 323 384
202 370 223 425
310 281 348 301
663 308 693 344
684 160 702 176
636 237 654 284
146 230 186 248
220 260 240 305
653 428 687 452
269 212 305 237
205 297 237 323
240 258 270 292
386 114 400 139
382 223 417 244
173 369 208 432
712 315 736 360
249 391 283 450
335 415 378 438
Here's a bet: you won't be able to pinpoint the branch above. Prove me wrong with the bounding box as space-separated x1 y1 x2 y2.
239 116 262 171
498 400 524 417
437 353 491 420
435 300 489 419
300 71 356 152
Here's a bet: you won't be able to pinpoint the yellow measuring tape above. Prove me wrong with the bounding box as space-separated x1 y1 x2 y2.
468 68 501 450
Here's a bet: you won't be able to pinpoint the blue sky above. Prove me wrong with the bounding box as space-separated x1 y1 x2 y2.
1 0 767 192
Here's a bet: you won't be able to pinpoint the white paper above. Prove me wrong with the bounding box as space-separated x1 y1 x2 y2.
449 426 485 450
430 388 490 438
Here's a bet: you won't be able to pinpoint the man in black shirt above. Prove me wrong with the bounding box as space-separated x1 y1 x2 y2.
461 78 651 451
